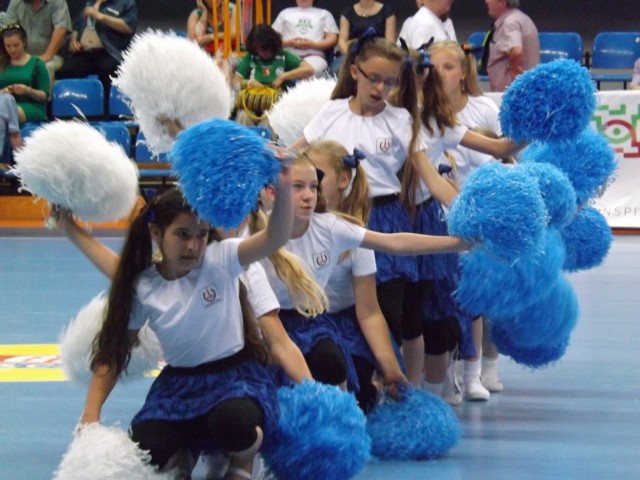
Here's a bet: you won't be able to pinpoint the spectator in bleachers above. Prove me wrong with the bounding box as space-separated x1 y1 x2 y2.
233 23 313 126
0 0 71 88
397 0 457 49
271 0 339 77
56 0 137 102
187 0 239 55
483 0 539 92
331 0 396 75
0 23 50 123
631 58 640 90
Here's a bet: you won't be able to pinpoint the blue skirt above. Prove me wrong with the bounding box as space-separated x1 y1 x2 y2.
409 199 476 359
325 306 405 376
368 195 418 284
130 349 279 446
279 309 360 392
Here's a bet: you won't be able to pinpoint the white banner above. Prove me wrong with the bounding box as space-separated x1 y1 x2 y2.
486 91 640 229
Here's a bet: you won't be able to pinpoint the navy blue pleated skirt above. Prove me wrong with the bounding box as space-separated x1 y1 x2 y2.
324 306 405 377
278 309 360 392
130 348 279 446
368 195 418 284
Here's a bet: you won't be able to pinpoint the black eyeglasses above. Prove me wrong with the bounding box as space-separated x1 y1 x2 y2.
355 64 399 89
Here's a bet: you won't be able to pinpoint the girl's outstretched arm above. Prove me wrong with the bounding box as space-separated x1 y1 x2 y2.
460 130 526 159
51 205 119 279
258 310 313 383
413 150 459 205
361 229 470 255
238 167 293 266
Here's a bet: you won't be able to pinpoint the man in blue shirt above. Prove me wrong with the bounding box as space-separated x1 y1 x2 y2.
57 0 137 105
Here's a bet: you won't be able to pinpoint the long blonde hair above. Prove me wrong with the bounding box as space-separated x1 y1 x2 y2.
249 155 330 316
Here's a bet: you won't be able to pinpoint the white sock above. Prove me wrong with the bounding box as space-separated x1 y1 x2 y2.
481 356 504 392
463 359 482 385
463 360 490 400
423 380 444 396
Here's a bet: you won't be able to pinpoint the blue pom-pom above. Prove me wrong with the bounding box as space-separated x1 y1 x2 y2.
500 59 596 142
456 228 565 318
491 323 570 369
170 118 281 228
490 275 578 368
521 128 618 206
262 381 370 480
561 206 612 272
366 386 460 460
447 162 547 261
519 162 577 228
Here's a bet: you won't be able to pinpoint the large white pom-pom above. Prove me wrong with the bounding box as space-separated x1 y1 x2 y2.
59 293 163 384
12 121 139 222
53 424 172 480
114 30 232 155
267 77 336 147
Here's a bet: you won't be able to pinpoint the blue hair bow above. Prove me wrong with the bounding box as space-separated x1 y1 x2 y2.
343 148 366 168
351 26 378 55
419 51 433 69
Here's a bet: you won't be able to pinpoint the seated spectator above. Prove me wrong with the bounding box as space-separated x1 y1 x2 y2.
56 0 137 104
234 23 313 126
1 0 72 88
186 0 239 55
331 0 396 75
631 58 640 90
271 0 338 77
0 23 50 123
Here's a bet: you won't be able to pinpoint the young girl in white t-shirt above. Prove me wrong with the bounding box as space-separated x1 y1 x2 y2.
66 175 294 479
257 153 467 405
304 139 407 412
290 33 458 360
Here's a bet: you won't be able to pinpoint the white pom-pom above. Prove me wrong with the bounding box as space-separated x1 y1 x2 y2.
114 30 233 154
59 293 163 385
53 424 172 480
12 121 139 222
267 77 336 147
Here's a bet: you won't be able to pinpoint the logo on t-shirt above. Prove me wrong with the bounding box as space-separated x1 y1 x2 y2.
260 66 272 77
200 282 219 307
377 137 392 154
296 18 312 34
312 250 330 270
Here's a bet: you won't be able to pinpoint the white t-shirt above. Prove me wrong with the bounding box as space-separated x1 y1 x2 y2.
242 262 280 318
398 7 456 49
304 98 425 197
272 6 339 58
261 212 366 310
416 119 467 204
449 95 502 187
130 239 245 367
325 247 377 312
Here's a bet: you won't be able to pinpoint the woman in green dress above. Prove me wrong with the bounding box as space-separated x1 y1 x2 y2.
0 23 50 123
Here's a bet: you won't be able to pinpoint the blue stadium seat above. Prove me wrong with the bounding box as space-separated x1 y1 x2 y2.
108 84 134 119
134 131 173 181
590 31 640 88
51 78 104 119
466 31 490 82
539 32 583 64
94 122 132 157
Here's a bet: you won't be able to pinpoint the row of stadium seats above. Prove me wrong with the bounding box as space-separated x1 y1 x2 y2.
466 31 640 88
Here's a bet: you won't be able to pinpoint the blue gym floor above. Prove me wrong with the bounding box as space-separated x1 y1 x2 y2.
1 232 639 480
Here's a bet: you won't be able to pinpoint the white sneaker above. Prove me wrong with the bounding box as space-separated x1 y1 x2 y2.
442 364 463 406
481 374 504 392
464 379 490 401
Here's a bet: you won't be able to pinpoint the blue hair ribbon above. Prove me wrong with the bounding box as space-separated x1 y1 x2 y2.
343 148 366 168
351 26 378 55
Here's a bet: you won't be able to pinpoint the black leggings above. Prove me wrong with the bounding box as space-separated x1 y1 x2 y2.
130 397 263 469
376 278 406 347
304 337 347 385
353 355 378 413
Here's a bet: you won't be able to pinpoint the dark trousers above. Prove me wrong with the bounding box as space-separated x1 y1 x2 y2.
57 49 120 110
